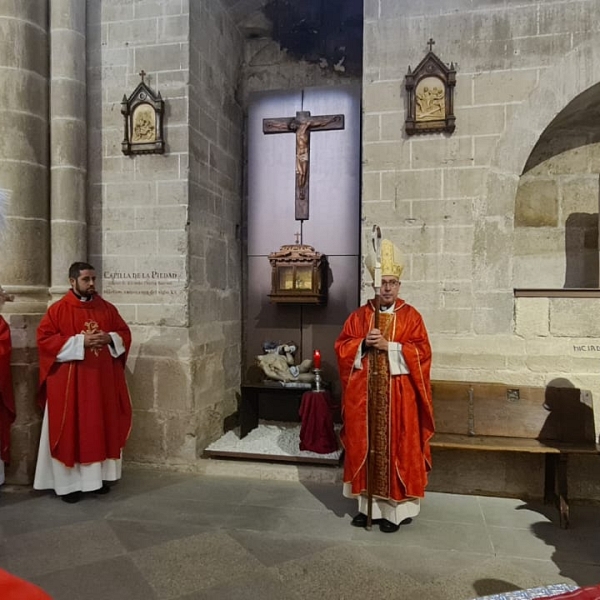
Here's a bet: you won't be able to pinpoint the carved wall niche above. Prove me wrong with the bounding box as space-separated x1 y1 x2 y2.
121 70 165 155
405 39 456 135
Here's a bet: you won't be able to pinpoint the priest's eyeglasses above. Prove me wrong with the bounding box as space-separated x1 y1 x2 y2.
381 279 400 288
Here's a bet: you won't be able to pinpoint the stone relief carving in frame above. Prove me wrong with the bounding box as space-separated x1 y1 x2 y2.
405 39 456 135
121 70 165 155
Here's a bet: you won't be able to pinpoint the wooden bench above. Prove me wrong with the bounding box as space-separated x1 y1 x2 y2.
430 381 599 528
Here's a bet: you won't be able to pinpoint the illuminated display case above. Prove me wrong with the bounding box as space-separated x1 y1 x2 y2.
268 244 328 304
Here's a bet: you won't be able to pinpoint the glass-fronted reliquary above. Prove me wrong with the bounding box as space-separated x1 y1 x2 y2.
268 244 328 305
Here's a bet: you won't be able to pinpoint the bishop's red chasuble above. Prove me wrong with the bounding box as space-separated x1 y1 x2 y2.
37 291 132 467
335 298 434 502
0 316 16 463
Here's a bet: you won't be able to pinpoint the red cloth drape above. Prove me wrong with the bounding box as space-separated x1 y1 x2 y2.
299 391 338 453
37 291 132 467
544 585 600 599
0 569 53 599
334 298 433 501
0 316 16 463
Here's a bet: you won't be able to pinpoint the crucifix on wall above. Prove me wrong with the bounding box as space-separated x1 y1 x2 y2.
263 110 344 221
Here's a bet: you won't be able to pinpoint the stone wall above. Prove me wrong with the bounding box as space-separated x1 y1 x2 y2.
87 0 191 465
188 1 245 454
363 0 600 499
86 0 244 467
363 0 600 384
241 38 353 103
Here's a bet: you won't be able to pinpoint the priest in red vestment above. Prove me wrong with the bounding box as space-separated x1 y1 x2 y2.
34 262 132 503
335 239 433 533
0 287 16 486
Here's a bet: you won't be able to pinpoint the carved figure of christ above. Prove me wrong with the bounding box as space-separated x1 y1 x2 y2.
263 110 344 220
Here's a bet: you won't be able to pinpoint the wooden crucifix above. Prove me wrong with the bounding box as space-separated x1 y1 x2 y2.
263 110 344 220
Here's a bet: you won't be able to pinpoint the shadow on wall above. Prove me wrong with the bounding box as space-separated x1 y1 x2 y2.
564 213 599 288
538 378 595 445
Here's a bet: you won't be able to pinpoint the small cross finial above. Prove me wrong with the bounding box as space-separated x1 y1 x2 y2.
139 69 146 82
427 38 435 52
294 232 301 244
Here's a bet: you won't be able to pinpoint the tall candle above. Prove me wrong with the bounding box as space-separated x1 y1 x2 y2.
313 349 321 369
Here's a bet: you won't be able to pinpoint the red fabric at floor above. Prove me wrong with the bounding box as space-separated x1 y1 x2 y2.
299 391 338 453
0 568 53 599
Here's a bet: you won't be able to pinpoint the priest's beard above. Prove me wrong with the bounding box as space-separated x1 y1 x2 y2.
73 282 95 299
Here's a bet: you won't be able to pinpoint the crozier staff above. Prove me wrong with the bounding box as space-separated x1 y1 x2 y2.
334 239 434 533
34 262 132 503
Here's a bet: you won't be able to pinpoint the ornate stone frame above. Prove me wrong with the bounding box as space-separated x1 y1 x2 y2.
405 40 456 136
121 71 165 155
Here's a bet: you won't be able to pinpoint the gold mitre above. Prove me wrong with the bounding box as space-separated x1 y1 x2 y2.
380 239 404 278
366 239 404 280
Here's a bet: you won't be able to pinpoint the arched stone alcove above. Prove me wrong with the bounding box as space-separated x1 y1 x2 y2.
481 39 600 301
514 83 600 289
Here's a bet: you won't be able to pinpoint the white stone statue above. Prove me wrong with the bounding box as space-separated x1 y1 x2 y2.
256 343 315 383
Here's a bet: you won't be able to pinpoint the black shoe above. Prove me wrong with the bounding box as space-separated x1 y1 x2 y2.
379 517 412 533
61 492 82 504
351 513 367 527
379 519 400 533
92 484 110 495
351 513 381 528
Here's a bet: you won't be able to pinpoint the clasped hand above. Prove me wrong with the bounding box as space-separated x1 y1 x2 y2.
365 328 388 351
83 331 111 350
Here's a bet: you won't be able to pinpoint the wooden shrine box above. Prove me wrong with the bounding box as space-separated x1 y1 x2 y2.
268 243 328 305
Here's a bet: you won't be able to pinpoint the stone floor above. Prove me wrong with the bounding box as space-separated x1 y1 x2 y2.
1 463 600 600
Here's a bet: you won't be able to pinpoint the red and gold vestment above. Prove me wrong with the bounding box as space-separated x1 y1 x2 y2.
335 298 434 502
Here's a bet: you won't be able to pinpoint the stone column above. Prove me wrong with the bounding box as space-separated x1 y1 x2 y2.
0 2 50 483
0 2 50 306
49 0 87 296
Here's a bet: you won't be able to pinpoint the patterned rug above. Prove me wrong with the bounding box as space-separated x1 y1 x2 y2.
477 584 579 599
